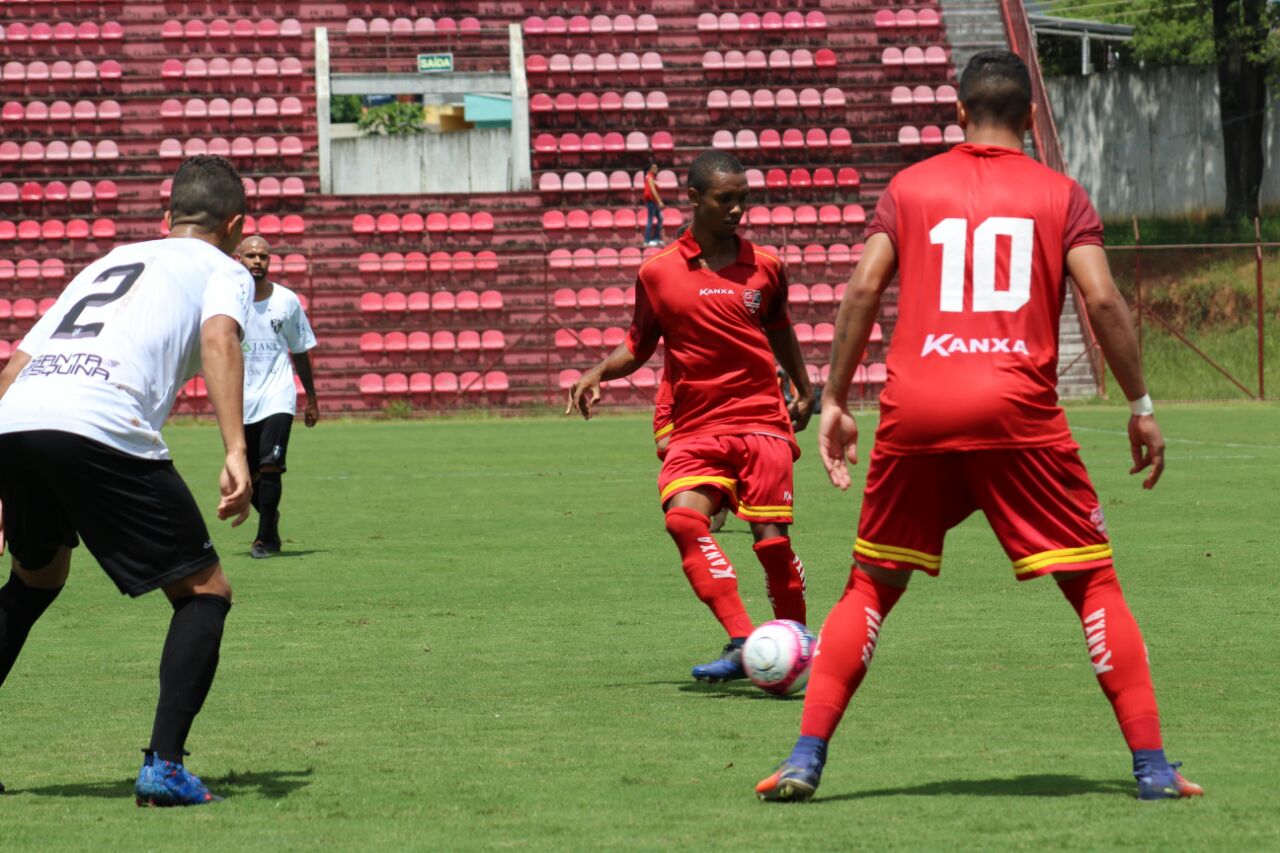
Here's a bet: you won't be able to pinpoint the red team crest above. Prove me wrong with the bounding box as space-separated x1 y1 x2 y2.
742 288 762 313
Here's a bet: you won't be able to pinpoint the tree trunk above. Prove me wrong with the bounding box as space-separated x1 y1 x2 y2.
1212 0 1268 220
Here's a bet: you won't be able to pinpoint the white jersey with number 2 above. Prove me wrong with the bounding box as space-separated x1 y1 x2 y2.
243 282 316 424
0 237 253 460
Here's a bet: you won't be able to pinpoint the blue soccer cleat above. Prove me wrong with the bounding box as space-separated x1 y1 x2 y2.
691 640 746 682
1134 751 1203 801
756 737 826 802
135 752 221 807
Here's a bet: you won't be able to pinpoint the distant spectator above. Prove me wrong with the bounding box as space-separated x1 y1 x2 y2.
643 162 664 247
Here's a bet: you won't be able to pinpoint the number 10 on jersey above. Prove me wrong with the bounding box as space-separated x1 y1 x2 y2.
929 217 1034 313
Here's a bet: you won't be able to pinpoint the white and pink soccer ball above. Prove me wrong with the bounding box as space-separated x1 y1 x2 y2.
743 619 815 695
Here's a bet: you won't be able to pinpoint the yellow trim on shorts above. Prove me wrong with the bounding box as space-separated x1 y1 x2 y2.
653 423 674 440
854 538 942 570
737 502 793 520
1012 543 1112 575
660 476 737 503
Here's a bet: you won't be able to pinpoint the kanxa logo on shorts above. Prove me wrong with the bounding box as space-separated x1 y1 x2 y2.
1090 506 1107 535
742 288 762 313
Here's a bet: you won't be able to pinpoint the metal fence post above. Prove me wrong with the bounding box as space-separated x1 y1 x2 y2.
1256 217 1266 400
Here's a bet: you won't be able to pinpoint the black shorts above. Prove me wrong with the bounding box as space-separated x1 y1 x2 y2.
244 412 294 474
0 430 219 597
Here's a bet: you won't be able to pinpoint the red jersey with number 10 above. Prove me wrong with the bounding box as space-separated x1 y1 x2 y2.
866 142 1104 454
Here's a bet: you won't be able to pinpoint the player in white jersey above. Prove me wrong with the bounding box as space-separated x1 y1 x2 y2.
233 236 319 558
0 156 254 807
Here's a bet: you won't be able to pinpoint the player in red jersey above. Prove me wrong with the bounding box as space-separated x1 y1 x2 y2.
757 51 1201 802
568 150 814 682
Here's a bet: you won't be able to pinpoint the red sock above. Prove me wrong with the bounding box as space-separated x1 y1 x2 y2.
1058 568 1163 751
800 568 906 740
665 507 754 639
753 536 806 624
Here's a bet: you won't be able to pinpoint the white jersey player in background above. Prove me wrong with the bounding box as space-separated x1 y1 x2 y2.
0 156 254 807
233 236 319 559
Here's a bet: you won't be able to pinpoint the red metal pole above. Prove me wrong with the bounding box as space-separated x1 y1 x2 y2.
1256 217 1266 400
1132 217 1143 360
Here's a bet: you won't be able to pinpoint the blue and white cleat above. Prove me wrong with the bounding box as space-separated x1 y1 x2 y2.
135 752 221 807
1134 753 1203 801
756 737 827 802
691 640 746 682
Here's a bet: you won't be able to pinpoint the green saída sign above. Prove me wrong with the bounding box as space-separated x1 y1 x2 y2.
417 53 455 73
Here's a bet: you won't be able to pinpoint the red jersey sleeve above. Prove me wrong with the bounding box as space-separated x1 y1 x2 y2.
864 185 899 250
761 262 791 331
626 275 661 362
1064 181 1104 251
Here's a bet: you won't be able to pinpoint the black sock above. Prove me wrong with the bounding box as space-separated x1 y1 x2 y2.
255 472 282 546
0 572 62 686
149 594 230 763
250 481 261 514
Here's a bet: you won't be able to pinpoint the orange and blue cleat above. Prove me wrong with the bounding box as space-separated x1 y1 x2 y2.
1134 750 1203 801
756 736 827 802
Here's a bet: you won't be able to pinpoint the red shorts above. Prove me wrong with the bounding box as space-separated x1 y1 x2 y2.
855 443 1113 581
658 433 794 524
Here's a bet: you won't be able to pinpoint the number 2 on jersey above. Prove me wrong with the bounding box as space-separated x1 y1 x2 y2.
929 217 1034 313
52 262 145 339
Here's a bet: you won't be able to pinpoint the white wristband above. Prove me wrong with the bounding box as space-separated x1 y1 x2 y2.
1128 394 1154 416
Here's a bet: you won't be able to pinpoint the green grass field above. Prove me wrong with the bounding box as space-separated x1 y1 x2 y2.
2 405 1277 851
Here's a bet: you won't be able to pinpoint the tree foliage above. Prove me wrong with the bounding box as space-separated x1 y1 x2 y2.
1049 0 1277 68
356 102 427 136
329 94 363 124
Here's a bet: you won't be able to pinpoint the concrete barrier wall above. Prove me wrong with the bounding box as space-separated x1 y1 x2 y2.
331 128 513 195
1045 66 1277 219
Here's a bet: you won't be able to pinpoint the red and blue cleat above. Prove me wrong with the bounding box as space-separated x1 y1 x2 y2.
135 752 221 807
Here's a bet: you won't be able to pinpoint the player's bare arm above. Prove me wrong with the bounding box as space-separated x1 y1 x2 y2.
0 349 29 402
765 325 815 432
1067 244 1165 489
291 350 320 427
201 314 253 524
820 233 898 489
0 351 32 555
566 341 647 420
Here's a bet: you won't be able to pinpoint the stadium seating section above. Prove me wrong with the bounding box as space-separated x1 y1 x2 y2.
0 1 956 413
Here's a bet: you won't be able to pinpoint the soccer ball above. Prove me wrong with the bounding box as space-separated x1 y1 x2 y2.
742 620 815 695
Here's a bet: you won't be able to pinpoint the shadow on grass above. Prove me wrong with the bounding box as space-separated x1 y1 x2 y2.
9 767 314 800
816 775 1134 802
677 682 804 701
260 549 328 560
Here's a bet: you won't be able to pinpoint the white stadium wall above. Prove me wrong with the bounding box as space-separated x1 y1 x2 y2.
1046 65 1278 220
330 127 514 195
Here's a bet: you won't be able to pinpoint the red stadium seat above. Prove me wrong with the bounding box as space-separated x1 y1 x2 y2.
384 332 408 354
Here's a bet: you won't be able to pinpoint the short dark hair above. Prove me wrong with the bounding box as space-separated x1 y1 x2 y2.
687 150 745 193
959 50 1032 130
169 155 246 231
